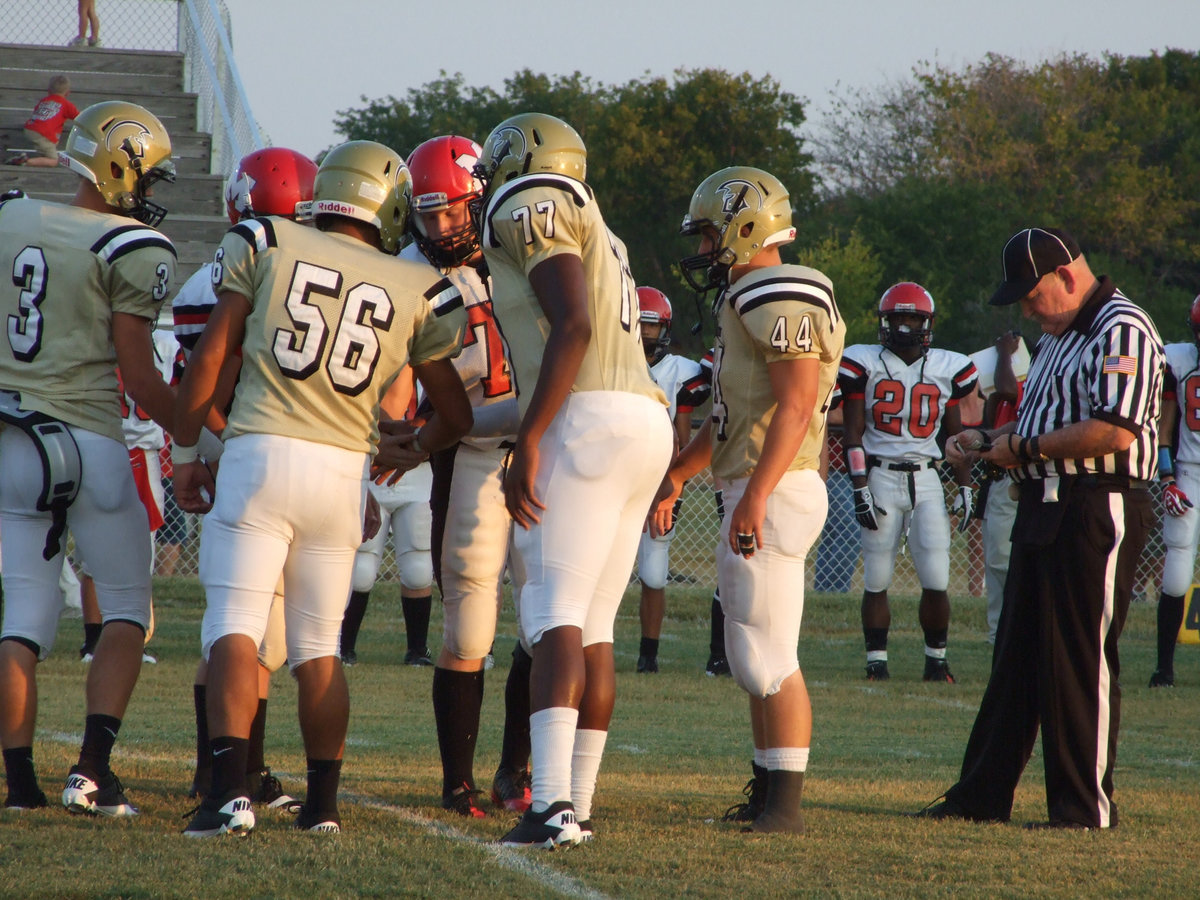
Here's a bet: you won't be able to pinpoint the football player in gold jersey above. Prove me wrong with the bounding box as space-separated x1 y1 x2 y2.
474 113 673 848
655 166 846 833
1 101 177 814
173 140 472 837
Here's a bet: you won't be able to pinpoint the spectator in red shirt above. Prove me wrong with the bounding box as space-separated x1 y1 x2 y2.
9 76 79 167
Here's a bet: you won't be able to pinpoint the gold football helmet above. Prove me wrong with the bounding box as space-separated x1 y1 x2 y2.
473 113 587 199
61 101 175 226
311 140 411 253
679 166 795 291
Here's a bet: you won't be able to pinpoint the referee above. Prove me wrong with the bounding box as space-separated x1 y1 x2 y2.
919 226 1164 830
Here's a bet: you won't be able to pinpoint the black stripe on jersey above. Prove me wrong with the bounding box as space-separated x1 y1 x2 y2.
0 189 27 211
229 217 278 254
729 276 840 330
91 225 177 262
424 278 464 317
483 175 593 249
949 360 979 401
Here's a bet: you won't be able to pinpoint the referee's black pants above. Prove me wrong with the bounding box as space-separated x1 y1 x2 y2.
945 479 1152 828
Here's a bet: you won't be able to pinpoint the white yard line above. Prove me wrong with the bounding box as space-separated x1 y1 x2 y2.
345 793 613 900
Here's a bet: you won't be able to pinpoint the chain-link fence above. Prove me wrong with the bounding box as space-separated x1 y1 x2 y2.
1 0 261 176
150 424 1175 601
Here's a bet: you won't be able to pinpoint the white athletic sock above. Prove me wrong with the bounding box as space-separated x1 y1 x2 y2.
529 707 579 813
763 747 809 773
866 650 888 663
570 728 608 822
925 645 947 660
754 747 768 769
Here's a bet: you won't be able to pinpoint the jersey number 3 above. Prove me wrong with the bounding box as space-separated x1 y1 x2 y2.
273 261 394 397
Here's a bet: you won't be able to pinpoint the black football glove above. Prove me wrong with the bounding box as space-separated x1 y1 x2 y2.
853 486 885 531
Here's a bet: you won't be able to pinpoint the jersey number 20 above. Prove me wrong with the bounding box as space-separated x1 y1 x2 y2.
872 379 943 438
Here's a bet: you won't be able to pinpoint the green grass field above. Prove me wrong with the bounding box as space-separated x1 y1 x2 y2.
1 579 1197 899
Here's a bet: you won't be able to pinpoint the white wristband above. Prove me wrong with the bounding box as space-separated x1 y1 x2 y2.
197 427 224 462
171 442 200 466
412 432 426 456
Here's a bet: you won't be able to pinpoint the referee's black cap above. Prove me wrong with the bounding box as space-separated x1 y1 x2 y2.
990 227 1081 306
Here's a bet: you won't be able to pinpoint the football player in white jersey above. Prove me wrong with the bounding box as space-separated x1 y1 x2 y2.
174 147 317 812
1 102 177 814
393 135 535 819
474 113 673 848
837 283 978 683
1149 294 1200 687
655 165 845 833
633 287 711 674
173 140 472 837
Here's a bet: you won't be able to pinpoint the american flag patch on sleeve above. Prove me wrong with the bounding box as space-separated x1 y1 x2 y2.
1102 355 1137 375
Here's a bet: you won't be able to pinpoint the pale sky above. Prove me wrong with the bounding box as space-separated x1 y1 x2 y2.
223 0 1198 161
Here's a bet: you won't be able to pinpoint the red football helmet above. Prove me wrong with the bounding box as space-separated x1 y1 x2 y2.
225 147 317 224
407 135 484 267
878 282 936 352
1189 294 1200 346
637 286 673 364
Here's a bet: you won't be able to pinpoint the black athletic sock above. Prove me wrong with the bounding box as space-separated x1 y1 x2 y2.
1157 593 1186 673
193 684 210 779
499 642 532 772
341 590 370 655
639 636 659 659
923 627 949 655
246 698 268 774
401 594 432 652
710 593 726 657
864 627 889 654
3 746 39 799
305 758 342 817
78 714 121 777
80 622 102 656
209 736 249 800
432 667 485 795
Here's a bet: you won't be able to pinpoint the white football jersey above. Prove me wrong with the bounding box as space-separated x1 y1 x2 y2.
119 328 179 450
172 262 217 362
1164 341 1200 464
838 344 978 460
650 353 709 422
400 243 515 449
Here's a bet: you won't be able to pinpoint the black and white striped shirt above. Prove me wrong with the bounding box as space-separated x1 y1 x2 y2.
1013 277 1164 482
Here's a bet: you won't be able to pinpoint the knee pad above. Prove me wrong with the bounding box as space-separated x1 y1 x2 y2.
256 592 288 673
1162 549 1195 599
351 549 382 593
637 532 671 590
397 549 433 592
725 620 794 698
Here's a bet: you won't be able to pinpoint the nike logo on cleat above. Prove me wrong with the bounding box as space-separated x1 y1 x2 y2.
66 776 89 790
232 799 251 813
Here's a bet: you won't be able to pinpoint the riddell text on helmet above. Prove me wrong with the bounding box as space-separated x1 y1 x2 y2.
313 200 356 215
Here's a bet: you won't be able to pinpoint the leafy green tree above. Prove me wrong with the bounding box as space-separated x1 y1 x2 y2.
333 68 816 356
813 50 1200 352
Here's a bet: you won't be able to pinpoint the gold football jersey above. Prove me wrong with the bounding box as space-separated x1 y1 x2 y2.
0 194 175 443
480 174 666 415
710 264 845 481
214 217 463 454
